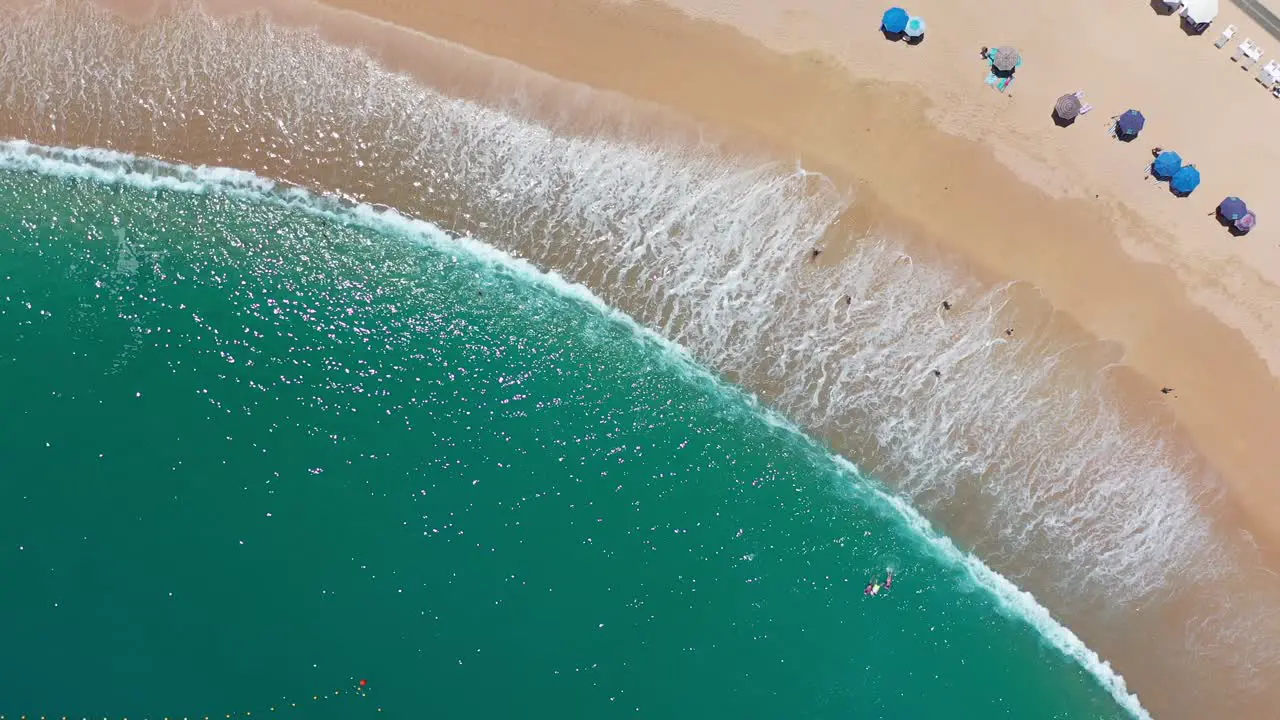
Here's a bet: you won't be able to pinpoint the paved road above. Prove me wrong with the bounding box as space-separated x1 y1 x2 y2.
1230 0 1280 41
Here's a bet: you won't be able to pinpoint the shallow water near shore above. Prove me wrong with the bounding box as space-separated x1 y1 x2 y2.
2 0 1280 717
0 158 1141 718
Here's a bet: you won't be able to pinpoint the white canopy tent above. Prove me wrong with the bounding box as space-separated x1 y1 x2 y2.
1182 0 1220 25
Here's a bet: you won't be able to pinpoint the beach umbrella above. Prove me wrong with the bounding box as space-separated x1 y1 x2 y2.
1152 151 1183 178
1171 165 1201 194
882 7 910 33
1116 110 1146 137
1183 0 1220 24
904 16 926 37
1235 210 1257 232
992 46 1021 72
1054 93 1083 121
1218 196 1248 221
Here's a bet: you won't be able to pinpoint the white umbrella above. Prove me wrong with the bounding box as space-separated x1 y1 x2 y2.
1182 0 1219 24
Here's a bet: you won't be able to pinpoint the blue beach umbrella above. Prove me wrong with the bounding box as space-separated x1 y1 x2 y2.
1152 151 1182 179
882 7 910 33
1171 165 1201 195
1218 196 1248 221
1115 109 1146 137
904 16 927 37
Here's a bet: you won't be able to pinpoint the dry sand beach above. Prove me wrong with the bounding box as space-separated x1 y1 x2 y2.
4 0 1280 716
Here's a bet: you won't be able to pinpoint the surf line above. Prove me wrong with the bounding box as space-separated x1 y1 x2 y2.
0 140 1152 720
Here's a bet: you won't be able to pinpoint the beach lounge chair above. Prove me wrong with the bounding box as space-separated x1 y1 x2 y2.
1216 24 1237 49
1246 46 1265 71
1073 92 1094 116
1234 40 1264 70
1258 60 1280 87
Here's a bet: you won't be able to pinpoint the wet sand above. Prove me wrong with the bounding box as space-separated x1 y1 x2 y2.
3 0 1280 716
306 0 1280 563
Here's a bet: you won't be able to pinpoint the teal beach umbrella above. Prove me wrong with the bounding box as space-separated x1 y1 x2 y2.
1170 165 1201 195
882 7 910 33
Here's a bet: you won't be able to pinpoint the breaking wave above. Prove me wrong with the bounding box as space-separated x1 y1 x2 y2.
0 138 1151 719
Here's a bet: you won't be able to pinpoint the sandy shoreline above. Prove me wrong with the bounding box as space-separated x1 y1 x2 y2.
22 0 1280 548
3 0 1280 715
299 0 1280 559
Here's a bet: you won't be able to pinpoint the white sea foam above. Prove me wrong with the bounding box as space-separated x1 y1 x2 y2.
0 138 1151 718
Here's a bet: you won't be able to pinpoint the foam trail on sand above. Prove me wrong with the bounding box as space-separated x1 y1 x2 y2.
0 139 1151 719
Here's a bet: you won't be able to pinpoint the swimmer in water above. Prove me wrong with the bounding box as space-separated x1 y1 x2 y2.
864 577 882 596
885 571 894 591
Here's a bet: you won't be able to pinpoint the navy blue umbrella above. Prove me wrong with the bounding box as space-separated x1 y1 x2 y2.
1152 151 1182 179
1115 109 1146 137
1218 196 1248 221
882 7 910 33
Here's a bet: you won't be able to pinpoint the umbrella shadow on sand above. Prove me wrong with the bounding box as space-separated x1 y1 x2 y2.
1149 0 1176 15
1213 211 1254 236
881 28 905 41
1050 109 1076 128
1181 17 1211 36
1216 215 1252 236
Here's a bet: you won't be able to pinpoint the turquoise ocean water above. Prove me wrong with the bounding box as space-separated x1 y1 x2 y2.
0 149 1141 718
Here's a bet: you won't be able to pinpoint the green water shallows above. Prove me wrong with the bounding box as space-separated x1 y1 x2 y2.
0 165 1129 719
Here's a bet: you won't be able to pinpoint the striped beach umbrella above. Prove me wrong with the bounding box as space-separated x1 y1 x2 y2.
1235 211 1257 232
992 46 1021 72
1054 93 1082 121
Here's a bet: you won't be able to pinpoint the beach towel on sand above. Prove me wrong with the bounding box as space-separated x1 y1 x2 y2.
984 72 1015 92
982 46 1020 92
